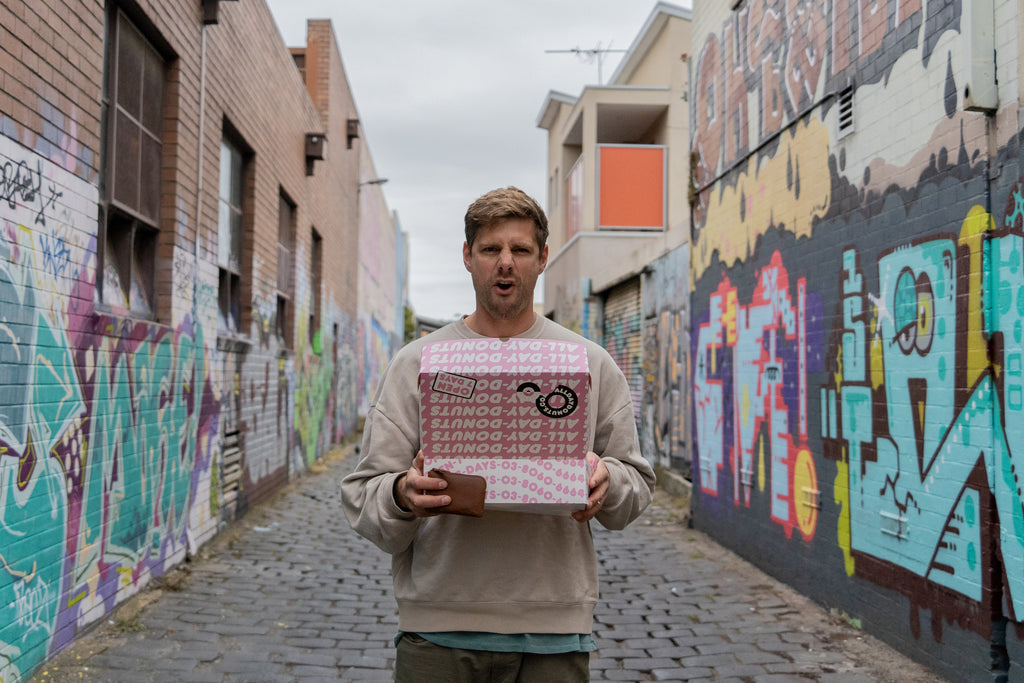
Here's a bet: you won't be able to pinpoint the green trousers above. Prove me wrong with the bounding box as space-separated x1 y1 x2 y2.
394 633 590 683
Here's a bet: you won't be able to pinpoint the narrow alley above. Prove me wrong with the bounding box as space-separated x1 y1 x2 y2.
36 448 943 683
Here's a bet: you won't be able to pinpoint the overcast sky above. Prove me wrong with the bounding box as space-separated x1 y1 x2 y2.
266 1 688 321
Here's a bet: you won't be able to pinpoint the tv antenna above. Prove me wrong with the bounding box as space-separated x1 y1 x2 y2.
545 43 627 85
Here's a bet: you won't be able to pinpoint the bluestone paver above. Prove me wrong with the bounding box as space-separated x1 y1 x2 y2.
35 447 946 682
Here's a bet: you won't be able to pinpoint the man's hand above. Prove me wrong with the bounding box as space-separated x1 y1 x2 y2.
572 451 610 523
394 452 452 517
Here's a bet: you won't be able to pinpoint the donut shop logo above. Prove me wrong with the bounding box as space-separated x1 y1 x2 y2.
516 382 578 418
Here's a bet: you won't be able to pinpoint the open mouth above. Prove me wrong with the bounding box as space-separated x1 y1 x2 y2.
495 281 515 292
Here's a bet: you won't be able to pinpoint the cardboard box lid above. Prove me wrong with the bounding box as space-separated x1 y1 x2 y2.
419 338 590 461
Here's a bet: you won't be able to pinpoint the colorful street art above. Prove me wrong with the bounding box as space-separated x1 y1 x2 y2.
641 245 691 471
294 309 340 470
358 314 392 416
688 0 1024 677
0 132 364 682
693 251 821 541
0 138 220 682
604 279 645 424
821 204 1024 639
690 0 963 279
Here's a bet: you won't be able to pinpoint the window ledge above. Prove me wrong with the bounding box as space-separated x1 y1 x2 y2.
93 301 163 327
216 331 252 352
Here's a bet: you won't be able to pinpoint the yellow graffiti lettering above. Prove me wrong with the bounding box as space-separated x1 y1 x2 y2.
834 459 855 576
694 119 831 285
959 206 992 387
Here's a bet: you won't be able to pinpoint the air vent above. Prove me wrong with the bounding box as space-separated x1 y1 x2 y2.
837 87 854 137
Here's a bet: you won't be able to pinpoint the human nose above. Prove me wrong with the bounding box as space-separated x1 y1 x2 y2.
497 247 514 268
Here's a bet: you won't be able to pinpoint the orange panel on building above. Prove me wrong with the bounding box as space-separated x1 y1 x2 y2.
598 146 665 229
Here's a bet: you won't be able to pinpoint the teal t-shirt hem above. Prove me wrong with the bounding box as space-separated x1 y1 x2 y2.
395 631 596 654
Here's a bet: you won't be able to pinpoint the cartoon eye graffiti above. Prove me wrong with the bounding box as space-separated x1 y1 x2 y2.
893 268 934 356
516 382 579 418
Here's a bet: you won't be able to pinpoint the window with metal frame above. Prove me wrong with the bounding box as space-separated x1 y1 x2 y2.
218 136 246 332
277 190 296 347
309 228 323 349
99 8 166 317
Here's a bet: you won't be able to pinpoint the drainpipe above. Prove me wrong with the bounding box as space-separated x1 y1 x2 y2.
964 3 1010 679
186 23 208 558
192 25 208 325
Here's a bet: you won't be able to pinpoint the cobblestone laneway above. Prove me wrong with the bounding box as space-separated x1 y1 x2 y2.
37 449 944 682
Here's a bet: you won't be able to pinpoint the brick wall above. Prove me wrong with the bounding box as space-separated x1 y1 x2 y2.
688 1 1023 680
0 1 367 679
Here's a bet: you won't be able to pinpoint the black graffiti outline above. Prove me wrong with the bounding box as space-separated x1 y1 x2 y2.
1 157 63 226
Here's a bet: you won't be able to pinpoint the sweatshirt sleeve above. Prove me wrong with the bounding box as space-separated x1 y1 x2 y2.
340 354 424 554
590 354 656 530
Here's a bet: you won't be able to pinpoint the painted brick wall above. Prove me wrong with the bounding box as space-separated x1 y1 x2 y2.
0 2 368 680
640 244 690 473
689 0 1023 679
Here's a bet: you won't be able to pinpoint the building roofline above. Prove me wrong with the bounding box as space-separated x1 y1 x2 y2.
608 2 692 85
536 90 578 129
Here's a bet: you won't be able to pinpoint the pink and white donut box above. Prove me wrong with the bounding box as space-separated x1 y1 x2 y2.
419 338 592 513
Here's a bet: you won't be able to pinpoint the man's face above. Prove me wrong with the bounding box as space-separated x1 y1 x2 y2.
464 218 548 323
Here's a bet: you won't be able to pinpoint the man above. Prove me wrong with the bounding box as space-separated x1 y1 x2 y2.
341 186 655 682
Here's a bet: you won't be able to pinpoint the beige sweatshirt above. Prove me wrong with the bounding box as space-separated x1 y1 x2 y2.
341 316 656 635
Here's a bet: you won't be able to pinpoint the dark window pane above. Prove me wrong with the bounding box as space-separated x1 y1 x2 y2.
310 230 322 340
104 213 132 307
229 272 240 331
277 295 288 343
139 132 161 221
116 13 143 120
218 268 241 332
218 267 231 329
113 110 140 210
141 48 164 134
129 226 155 317
278 193 293 245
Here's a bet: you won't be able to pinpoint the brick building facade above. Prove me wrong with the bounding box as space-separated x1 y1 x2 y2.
688 0 1024 679
0 2 382 679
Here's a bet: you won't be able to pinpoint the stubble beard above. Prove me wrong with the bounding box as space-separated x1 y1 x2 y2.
478 276 530 321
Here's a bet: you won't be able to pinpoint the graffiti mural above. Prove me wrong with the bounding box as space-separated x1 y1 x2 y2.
333 321 359 445
693 250 822 540
357 314 391 417
691 0 960 206
687 0 1024 674
641 245 691 471
821 203 1024 640
0 137 221 682
603 279 645 423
